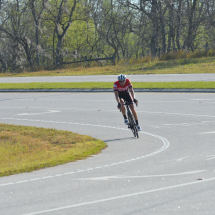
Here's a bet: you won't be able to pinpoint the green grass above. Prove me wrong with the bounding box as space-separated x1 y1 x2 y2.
132 82 215 89
0 81 215 89
1 56 215 77
0 124 107 177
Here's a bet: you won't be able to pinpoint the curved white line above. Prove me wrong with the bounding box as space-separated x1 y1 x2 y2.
76 170 206 181
0 118 170 187
22 176 215 215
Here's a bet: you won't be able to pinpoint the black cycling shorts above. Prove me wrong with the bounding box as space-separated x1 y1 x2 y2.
119 92 133 103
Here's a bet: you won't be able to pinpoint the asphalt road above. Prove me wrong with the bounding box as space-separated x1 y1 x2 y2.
1 73 215 83
0 92 215 215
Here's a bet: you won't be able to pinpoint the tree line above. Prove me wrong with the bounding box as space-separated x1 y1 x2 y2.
0 0 214 72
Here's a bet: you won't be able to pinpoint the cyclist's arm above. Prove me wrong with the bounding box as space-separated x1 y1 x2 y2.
129 86 135 100
114 90 120 103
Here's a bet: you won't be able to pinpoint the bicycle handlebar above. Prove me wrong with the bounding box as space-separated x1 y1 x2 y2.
123 101 133 106
119 101 138 112
123 101 138 106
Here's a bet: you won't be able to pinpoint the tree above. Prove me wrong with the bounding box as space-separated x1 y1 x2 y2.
126 0 167 56
0 0 34 70
29 0 48 66
90 0 134 59
44 0 77 64
183 0 206 51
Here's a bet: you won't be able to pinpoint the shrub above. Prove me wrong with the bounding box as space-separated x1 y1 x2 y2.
187 50 206 59
160 50 187 61
127 56 152 64
207 48 215 57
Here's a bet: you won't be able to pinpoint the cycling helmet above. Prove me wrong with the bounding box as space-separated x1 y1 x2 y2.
118 74 126 81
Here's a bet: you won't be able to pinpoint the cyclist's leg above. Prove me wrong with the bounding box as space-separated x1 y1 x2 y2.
124 93 138 121
129 103 141 131
119 96 129 125
125 93 141 131
129 103 138 120
120 98 126 115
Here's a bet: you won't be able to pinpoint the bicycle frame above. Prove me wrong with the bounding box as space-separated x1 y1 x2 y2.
123 101 139 138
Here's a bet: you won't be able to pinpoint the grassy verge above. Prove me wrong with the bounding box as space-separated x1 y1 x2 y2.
132 82 215 89
0 124 107 177
0 81 215 89
1 56 215 77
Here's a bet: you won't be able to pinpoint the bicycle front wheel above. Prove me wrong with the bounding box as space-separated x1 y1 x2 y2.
127 112 139 138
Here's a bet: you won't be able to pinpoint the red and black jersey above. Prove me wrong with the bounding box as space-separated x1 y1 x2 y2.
113 79 132 96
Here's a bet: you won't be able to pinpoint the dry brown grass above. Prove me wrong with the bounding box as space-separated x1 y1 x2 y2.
0 124 106 177
1 50 215 77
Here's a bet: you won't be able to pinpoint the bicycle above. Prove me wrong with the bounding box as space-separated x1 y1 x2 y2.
123 101 139 138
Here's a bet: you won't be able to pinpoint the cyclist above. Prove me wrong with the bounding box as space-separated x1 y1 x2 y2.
114 74 141 131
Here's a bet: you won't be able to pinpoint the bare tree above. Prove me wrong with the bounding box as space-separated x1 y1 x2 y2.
183 0 206 51
167 2 175 52
91 0 135 59
175 0 183 50
0 0 34 70
44 0 77 64
28 0 48 66
206 0 215 27
126 0 168 56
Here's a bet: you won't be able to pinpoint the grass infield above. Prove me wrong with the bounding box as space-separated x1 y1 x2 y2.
0 124 107 177
0 81 215 89
0 56 215 77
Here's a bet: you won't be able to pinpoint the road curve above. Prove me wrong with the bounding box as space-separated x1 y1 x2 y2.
0 92 215 215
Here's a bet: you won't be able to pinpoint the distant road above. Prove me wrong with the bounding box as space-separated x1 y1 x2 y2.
0 73 215 83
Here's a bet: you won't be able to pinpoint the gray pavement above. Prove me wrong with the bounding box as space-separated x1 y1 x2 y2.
0 92 215 214
1 73 215 93
1 73 215 83
1 88 215 93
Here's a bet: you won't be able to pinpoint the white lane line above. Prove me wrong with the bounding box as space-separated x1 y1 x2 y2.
149 125 160 128
3 105 215 118
200 131 215 134
176 156 190 162
191 99 215 101
3 106 215 118
0 117 170 187
21 176 215 215
139 111 215 118
206 155 215 160
163 121 215 128
17 110 60 116
76 170 206 181
162 156 190 163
